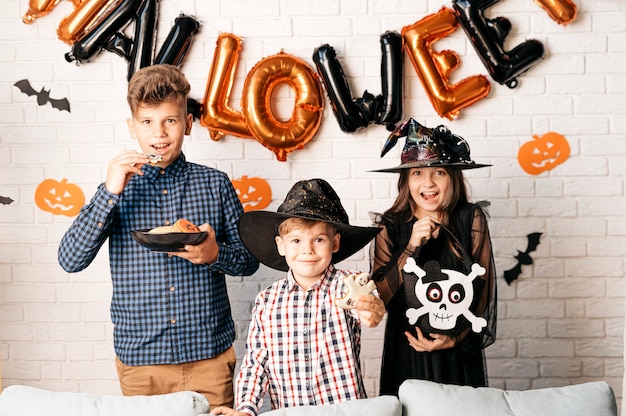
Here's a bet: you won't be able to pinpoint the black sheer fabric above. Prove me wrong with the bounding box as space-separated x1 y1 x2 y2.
370 202 497 395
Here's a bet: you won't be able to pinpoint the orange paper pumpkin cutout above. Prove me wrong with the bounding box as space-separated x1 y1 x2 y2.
232 176 272 212
35 178 85 216
518 132 570 175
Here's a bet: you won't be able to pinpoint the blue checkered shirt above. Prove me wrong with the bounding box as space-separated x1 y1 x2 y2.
58 153 259 365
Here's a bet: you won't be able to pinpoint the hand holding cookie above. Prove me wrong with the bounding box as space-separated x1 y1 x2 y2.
105 150 150 194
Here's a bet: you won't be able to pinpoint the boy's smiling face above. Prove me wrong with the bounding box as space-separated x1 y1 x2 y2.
275 221 340 289
127 100 192 168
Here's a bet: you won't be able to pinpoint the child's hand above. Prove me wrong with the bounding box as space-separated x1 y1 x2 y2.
209 406 247 416
105 150 149 194
354 295 386 328
171 223 219 265
405 327 456 352
408 216 440 250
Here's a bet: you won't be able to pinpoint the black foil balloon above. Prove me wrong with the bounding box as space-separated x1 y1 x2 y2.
378 31 403 131
127 0 159 80
312 44 368 132
187 98 202 122
153 14 201 67
452 0 545 88
312 31 403 133
66 0 144 64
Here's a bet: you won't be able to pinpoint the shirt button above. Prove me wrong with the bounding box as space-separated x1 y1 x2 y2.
305 354 309 361
160 170 165 175
170 286 175 292
162 189 168 195
107 199 113 205
303 328 308 335
170 318 176 324
164 220 171 225
97 222 103 227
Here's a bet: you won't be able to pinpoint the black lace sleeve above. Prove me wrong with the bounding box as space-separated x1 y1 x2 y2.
468 204 497 348
369 212 415 305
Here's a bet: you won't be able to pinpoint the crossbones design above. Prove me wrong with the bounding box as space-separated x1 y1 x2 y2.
403 258 487 333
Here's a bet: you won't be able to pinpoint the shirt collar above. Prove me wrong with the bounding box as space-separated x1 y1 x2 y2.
286 264 336 293
142 153 187 180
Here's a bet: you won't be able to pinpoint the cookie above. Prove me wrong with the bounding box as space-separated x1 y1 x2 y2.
335 272 377 310
146 154 163 164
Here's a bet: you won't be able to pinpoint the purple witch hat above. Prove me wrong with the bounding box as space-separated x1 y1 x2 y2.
372 118 490 172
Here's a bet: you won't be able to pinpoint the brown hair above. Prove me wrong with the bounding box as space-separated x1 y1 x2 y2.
278 218 338 237
383 166 469 226
127 64 190 116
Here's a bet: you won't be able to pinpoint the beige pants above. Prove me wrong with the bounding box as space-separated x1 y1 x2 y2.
115 346 236 409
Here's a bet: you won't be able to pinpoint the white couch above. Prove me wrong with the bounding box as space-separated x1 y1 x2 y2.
0 386 209 416
0 379 618 416
260 379 618 416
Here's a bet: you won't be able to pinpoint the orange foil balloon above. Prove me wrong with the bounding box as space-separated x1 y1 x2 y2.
57 0 113 44
23 0 85 23
200 33 251 141
242 52 324 162
402 7 490 120
23 0 60 23
534 0 578 26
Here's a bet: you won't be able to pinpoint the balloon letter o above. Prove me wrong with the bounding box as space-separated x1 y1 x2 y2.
242 53 324 161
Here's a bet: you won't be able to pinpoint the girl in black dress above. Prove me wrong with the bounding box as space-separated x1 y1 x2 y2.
371 119 497 396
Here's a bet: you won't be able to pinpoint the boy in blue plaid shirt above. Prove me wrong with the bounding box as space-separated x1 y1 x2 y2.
58 64 259 408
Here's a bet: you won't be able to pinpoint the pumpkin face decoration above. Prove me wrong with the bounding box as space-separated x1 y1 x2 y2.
35 178 84 217
518 132 570 175
231 176 272 212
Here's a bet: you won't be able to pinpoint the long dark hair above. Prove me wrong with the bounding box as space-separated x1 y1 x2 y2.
383 166 470 226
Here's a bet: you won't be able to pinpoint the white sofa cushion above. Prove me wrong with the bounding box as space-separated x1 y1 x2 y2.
259 395 401 416
398 379 617 416
0 385 209 416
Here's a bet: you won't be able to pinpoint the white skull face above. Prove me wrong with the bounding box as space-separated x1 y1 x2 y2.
404 258 487 333
414 269 474 330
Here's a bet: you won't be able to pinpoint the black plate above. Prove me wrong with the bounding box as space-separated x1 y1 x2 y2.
131 230 208 252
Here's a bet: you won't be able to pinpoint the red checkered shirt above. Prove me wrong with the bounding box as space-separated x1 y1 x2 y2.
235 265 368 416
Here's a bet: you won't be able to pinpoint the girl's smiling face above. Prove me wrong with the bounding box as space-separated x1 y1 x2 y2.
407 167 451 219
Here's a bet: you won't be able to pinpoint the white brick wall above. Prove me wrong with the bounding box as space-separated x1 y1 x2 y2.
1 0 625 413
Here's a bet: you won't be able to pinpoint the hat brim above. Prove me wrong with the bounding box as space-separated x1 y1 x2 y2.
370 160 491 173
238 211 381 272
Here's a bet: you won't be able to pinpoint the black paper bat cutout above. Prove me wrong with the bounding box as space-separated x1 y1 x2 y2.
503 232 542 285
0 195 14 205
14 79 71 112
